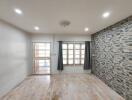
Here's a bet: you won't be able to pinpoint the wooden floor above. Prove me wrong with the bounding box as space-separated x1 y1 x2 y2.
1 74 125 100
35 67 50 74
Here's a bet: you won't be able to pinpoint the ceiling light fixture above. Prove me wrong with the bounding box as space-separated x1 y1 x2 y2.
84 27 89 32
34 26 40 31
14 8 23 15
60 20 71 27
102 12 110 18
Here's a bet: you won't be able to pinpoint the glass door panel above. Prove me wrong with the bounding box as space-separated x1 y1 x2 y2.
33 43 50 74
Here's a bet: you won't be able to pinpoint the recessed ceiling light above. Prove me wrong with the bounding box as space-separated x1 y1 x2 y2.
102 12 110 18
34 26 40 31
84 27 89 32
14 8 23 15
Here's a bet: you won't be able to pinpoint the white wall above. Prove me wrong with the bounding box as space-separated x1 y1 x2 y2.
32 34 91 74
0 21 32 98
0 20 91 98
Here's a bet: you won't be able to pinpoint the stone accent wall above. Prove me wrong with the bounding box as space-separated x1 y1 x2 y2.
91 16 132 100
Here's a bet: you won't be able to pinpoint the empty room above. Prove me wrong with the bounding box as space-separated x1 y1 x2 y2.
0 0 132 100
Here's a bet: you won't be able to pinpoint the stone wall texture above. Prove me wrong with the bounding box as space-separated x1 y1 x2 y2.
91 16 132 100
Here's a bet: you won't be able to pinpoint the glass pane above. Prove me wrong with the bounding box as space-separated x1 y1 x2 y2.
45 54 50 57
68 59 73 64
75 59 80 64
68 50 73 54
75 54 80 58
35 44 39 50
38 43 45 49
81 55 85 58
62 44 67 49
45 51 50 57
81 59 84 64
63 50 67 55
75 50 80 55
81 50 85 55
35 51 38 57
39 53 45 57
39 60 45 67
35 43 45 49
45 43 50 49
81 44 85 49
75 44 80 49
69 55 73 58
39 43 45 47
35 50 45 57
63 55 67 58
39 60 44 63
35 43 51 50
38 50 44 54
68 44 73 49
63 59 67 64
35 60 39 66
37 60 50 67
39 46 45 49
35 43 39 47
45 60 50 67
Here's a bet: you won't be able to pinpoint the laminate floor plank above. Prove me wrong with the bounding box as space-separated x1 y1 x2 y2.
0 74 125 100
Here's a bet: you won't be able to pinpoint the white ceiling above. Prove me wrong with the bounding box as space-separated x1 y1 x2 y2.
0 0 132 34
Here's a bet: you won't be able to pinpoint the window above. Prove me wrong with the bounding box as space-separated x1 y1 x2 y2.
62 42 85 65
34 43 50 58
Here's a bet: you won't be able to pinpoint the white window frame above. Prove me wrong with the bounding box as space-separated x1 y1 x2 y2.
62 41 85 66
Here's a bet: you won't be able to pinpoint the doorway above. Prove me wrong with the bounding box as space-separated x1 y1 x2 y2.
33 42 51 74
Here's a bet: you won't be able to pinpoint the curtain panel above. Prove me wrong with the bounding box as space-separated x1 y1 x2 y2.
84 41 91 70
57 41 63 70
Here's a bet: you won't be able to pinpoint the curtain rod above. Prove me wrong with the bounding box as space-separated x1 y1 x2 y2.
57 41 90 42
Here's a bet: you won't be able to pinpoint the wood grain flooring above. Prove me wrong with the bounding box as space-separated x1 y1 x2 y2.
1 74 125 100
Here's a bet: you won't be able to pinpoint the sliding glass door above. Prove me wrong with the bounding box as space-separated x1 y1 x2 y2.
33 42 51 74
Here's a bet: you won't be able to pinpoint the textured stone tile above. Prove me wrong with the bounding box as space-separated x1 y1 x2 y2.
92 16 132 100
